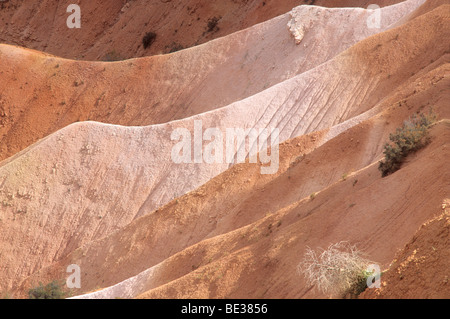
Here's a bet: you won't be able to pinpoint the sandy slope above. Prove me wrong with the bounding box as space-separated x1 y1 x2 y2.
360 200 450 299
0 0 423 163
0 0 404 60
139 122 449 299
4 2 448 298
66 114 449 299
1 0 436 295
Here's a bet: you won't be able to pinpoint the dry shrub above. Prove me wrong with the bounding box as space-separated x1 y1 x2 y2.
298 242 375 298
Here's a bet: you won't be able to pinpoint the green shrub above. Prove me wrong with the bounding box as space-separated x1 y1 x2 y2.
28 280 66 299
379 110 437 177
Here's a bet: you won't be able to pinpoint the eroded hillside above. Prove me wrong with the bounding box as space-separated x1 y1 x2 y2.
0 0 448 299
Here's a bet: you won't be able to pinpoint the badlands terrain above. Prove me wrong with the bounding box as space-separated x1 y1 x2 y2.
0 0 449 299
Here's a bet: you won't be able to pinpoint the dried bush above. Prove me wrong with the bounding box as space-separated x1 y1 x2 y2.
298 242 375 298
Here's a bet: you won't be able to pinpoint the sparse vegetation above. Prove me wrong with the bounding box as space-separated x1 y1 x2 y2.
28 280 66 299
102 50 125 62
1 291 11 299
142 32 157 49
165 42 184 54
206 16 220 32
378 110 437 177
73 80 84 87
298 242 376 298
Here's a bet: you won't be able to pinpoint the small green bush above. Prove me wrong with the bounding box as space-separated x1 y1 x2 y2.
28 280 66 299
379 110 437 177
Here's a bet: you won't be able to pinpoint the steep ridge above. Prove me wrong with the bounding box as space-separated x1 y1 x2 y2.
0 1 441 295
0 0 403 61
135 119 448 299
68 107 449 299
9 4 450 297
0 0 423 162
69 63 450 298
360 201 450 299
